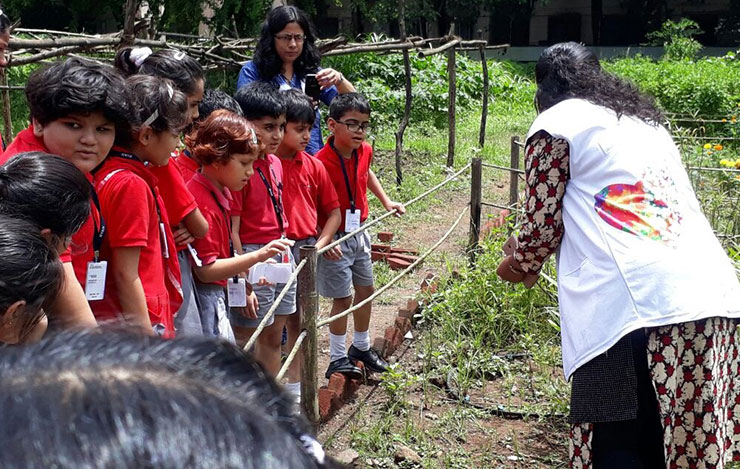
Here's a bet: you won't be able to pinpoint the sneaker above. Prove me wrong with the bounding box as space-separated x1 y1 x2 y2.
348 345 389 373
325 356 363 380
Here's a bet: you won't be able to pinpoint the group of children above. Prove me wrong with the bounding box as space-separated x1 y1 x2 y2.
0 47 405 403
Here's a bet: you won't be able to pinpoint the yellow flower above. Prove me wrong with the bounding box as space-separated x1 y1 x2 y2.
714 144 724 151
706 150 713 155
704 143 712 149
723 118 728 122
733 117 738 123
720 159 729 166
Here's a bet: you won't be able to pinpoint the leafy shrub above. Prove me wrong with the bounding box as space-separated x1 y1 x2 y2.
646 18 703 61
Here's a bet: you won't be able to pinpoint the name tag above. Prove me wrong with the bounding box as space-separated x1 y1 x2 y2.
187 243 203 267
85 261 108 301
159 222 170 259
345 209 361 232
227 277 248 307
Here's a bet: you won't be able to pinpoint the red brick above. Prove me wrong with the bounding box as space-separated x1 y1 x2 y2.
398 308 414 321
371 243 391 252
373 337 388 356
328 373 347 399
406 299 420 313
371 250 389 262
385 340 397 356
378 231 394 242
319 387 337 419
388 253 420 264
384 326 397 343
390 247 419 256
387 256 412 271
391 327 404 348
395 316 412 335
347 377 362 395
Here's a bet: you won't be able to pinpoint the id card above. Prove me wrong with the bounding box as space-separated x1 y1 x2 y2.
187 243 203 267
159 222 170 259
345 209 361 232
227 277 248 307
85 261 108 301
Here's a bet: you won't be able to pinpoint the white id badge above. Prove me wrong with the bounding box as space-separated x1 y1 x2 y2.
159 222 170 259
345 209 361 232
227 278 248 307
187 243 203 267
85 261 108 301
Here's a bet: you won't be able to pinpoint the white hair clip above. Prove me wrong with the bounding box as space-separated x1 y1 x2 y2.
165 82 174 100
142 109 159 128
249 127 258 146
173 51 186 61
130 47 153 68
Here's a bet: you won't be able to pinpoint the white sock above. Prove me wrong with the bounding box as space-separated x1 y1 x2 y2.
285 381 301 403
353 330 370 352
329 333 346 362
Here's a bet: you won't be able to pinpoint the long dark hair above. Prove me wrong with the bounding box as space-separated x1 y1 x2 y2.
253 6 321 80
115 47 204 96
535 42 663 124
0 4 11 34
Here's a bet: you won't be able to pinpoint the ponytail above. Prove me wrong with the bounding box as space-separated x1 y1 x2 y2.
114 47 204 95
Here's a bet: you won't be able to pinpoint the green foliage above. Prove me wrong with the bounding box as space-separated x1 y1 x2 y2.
646 18 703 61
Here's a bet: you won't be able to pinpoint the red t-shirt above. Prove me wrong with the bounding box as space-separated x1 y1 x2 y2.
315 137 373 229
92 149 181 337
230 154 289 245
0 125 102 283
280 151 340 240
188 172 232 287
148 158 198 254
175 149 200 183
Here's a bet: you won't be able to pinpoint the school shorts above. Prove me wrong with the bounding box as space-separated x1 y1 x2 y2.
228 243 297 329
174 250 205 336
317 231 374 299
194 282 225 338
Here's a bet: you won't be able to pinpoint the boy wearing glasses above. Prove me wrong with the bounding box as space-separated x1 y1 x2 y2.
315 93 405 379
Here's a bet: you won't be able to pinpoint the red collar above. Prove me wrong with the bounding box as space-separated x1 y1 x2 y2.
102 146 159 189
191 172 232 212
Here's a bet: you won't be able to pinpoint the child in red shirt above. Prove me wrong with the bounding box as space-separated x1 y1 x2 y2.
316 93 405 379
185 110 293 339
276 90 341 402
115 47 209 337
0 58 128 330
93 76 188 337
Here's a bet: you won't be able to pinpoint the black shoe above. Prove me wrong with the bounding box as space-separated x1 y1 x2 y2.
325 356 363 380
348 345 389 373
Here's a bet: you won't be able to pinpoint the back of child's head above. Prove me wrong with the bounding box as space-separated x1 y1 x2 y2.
328 92 371 121
185 110 256 166
114 47 205 96
0 152 91 241
282 89 316 126
0 330 344 468
233 81 286 120
0 5 11 34
25 57 130 127
198 88 243 121
117 75 189 146
0 214 63 341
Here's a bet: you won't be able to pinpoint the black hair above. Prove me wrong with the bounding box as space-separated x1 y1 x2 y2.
198 88 243 120
233 81 286 120
282 88 315 125
0 215 62 341
25 57 130 128
253 5 321 81
534 42 663 124
0 330 344 468
0 4 11 34
117 75 189 145
0 152 91 242
328 92 371 121
114 47 205 96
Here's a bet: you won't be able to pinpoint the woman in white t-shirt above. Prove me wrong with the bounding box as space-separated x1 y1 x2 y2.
498 42 740 468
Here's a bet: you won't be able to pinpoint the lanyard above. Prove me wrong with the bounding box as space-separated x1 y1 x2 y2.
89 184 106 262
330 141 358 212
207 187 240 282
256 164 285 235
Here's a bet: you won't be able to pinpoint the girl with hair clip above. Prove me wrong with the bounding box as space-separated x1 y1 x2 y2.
0 215 63 345
92 75 189 338
114 46 211 336
185 110 293 339
497 42 740 468
237 5 355 155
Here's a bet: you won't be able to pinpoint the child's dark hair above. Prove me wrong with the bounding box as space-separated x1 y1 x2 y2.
25 58 130 127
0 5 11 34
233 81 286 120
185 110 256 166
114 47 205 96
0 152 91 243
117 75 189 145
282 89 315 125
198 89 243 121
0 215 63 340
328 93 371 121
253 6 321 81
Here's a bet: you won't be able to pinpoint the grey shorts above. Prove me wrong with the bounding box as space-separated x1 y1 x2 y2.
174 249 204 337
317 231 374 299
194 282 224 338
229 242 297 329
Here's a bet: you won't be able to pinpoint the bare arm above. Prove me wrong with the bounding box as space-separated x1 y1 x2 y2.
316 68 356 93
111 247 153 335
315 208 341 251
368 169 405 215
192 238 294 284
230 215 244 255
46 262 97 329
182 207 209 239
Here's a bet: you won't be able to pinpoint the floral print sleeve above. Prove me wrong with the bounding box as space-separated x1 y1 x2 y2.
514 130 570 274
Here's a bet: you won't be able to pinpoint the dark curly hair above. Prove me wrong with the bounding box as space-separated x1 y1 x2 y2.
114 47 205 96
185 110 256 166
253 6 321 81
535 42 663 124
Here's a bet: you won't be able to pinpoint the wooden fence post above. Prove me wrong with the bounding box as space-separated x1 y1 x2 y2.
394 0 411 186
0 68 12 146
468 158 482 264
121 0 137 49
446 40 457 167
299 245 319 425
478 47 489 148
509 135 520 213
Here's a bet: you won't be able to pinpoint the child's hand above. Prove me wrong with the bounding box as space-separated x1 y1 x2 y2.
173 224 195 246
256 276 274 287
245 291 259 318
258 238 294 262
322 245 343 261
385 201 406 217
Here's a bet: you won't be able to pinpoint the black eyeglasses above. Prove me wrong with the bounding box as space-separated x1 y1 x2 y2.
274 34 306 43
335 120 371 133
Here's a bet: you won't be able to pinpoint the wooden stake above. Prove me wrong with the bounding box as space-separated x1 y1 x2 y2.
299 245 319 425
478 47 489 148
468 158 482 264
394 0 411 186
446 41 457 167
509 136 520 208
122 0 138 49
0 68 11 146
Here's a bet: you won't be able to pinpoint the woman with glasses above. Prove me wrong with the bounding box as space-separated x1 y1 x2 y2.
236 5 355 155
